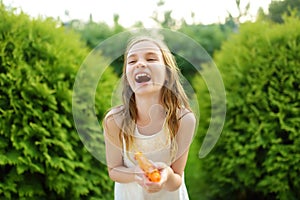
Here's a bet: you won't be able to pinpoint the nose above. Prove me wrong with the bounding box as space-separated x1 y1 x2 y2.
136 60 146 68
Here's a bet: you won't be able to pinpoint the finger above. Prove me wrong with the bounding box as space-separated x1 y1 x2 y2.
135 174 142 181
147 189 157 193
145 180 164 190
153 162 167 170
146 187 161 193
134 165 144 174
135 174 146 188
159 168 169 182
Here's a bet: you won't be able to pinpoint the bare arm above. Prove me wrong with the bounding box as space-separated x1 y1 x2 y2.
164 111 196 191
104 109 136 183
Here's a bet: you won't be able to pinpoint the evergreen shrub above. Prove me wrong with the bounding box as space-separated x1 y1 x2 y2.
186 70 211 199
197 17 300 200
0 3 117 199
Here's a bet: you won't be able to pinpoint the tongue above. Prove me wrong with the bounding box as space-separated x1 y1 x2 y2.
136 76 151 83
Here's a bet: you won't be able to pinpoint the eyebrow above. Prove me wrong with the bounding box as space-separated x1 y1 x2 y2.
127 51 160 59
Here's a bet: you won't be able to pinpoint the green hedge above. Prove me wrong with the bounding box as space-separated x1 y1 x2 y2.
195 17 300 199
186 71 211 199
0 3 116 199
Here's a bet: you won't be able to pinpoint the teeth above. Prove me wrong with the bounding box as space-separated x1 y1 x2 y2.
135 73 150 79
135 73 151 83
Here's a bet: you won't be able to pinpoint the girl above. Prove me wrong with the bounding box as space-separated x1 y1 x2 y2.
103 35 196 200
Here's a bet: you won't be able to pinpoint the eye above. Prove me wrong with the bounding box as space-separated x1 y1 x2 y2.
128 60 136 64
147 57 158 62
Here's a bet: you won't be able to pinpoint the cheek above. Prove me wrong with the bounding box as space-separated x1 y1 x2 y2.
125 64 131 74
125 65 133 79
160 68 168 80
153 70 167 86
125 67 134 86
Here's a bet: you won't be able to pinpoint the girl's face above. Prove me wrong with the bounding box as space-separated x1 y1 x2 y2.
125 41 167 95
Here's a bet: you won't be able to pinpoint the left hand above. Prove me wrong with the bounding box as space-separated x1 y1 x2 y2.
143 162 172 193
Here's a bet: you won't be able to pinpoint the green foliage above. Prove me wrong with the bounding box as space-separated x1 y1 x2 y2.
186 70 212 200
66 19 125 50
64 18 128 77
268 0 300 23
195 17 300 199
179 24 231 56
63 6 234 78
158 24 233 79
0 3 116 199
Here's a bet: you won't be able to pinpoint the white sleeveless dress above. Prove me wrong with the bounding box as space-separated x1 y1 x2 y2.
114 122 190 200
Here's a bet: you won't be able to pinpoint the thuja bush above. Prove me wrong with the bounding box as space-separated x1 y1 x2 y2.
0 3 117 199
186 70 212 200
198 17 300 199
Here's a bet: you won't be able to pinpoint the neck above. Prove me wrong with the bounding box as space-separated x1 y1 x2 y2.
135 92 165 126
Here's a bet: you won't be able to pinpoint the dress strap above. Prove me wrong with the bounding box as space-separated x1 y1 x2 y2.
178 111 192 120
121 134 126 154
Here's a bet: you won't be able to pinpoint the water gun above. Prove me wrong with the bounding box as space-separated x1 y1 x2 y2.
134 152 161 182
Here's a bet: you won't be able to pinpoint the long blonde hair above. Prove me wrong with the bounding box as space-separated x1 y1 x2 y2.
107 36 191 159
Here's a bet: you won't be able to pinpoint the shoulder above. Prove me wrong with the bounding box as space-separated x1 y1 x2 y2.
103 105 124 139
177 107 196 125
176 107 196 140
104 105 124 123
174 108 196 159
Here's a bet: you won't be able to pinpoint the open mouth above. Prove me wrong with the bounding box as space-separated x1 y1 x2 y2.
135 73 151 83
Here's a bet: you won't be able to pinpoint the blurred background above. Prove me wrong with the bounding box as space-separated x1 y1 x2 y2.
0 0 300 199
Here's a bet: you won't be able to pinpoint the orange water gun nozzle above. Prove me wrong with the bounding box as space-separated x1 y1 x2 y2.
134 152 161 182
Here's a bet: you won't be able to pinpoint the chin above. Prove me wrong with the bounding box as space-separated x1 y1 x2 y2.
134 85 162 95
